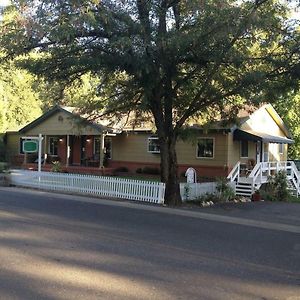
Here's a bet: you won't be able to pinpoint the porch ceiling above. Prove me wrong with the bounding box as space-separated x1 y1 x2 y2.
233 129 294 144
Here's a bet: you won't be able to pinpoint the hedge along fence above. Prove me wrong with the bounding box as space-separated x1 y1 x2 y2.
9 170 166 204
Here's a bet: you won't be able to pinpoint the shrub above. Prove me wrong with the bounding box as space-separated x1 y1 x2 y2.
136 168 143 174
216 177 235 202
142 166 160 175
51 161 62 172
266 171 290 202
114 166 129 173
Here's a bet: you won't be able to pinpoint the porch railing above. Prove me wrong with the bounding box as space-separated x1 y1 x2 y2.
228 161 300 197
227 162 240 182
9 170 166 204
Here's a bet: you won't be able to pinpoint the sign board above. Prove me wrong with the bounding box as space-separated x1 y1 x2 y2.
23 140 38 153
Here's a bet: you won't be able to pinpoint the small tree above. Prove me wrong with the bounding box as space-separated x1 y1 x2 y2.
1 1 300 205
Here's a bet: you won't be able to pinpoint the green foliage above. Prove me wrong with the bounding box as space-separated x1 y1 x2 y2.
51 161 62 173
216 177 235 202
274 94 300 159
0 60 42 132
113 166 129 173
141 167 161 175
1 0 299 205
262 171 291 201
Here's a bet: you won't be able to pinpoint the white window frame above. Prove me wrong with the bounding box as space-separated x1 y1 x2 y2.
48 137 59 156
148 137 160 154
240 140 249 158
196 137 215 159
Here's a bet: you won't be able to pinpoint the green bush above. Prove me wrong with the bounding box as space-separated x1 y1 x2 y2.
51 161 62 172
262 171 291 202
136 168 143 174
269 171 291 201
142 166 160 175
114 166 129 173
216 177 235 202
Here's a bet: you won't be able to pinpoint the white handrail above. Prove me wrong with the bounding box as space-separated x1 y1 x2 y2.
227 162 240 182
290 161 300 196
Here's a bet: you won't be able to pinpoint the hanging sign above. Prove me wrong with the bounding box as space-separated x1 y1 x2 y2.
23 140 38 153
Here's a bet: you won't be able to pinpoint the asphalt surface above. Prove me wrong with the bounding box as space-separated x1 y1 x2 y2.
0 187 299 300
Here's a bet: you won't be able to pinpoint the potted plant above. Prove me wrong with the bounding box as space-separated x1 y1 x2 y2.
251 189 261 202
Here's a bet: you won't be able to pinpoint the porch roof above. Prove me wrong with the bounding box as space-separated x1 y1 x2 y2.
233 129 294 144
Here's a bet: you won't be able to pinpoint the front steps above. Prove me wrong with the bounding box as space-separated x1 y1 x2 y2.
235 182 253 197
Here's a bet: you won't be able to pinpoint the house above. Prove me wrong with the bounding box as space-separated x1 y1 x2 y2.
4 104 294 178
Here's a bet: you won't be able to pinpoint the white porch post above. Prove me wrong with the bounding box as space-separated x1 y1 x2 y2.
66 135 70 167
38 134 43 173
43 135 47 165
99 134 105 168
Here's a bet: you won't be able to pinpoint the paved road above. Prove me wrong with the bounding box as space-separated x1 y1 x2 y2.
0 187 299 300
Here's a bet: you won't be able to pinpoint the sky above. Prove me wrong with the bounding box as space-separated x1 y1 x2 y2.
0 0 10 6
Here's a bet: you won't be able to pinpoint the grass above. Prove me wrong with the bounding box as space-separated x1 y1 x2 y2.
288 195 300 203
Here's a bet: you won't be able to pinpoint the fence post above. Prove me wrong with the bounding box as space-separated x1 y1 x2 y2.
158 183 165 204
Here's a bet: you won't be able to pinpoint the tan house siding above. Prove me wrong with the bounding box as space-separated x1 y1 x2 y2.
25 111 101 136
112 133 160 163
227 133 239 168
112 132 229 167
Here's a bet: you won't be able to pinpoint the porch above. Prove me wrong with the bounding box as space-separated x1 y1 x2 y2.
19 134 113 169
227 161 300 197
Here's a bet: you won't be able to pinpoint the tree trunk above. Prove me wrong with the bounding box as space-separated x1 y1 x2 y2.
159 135 182 206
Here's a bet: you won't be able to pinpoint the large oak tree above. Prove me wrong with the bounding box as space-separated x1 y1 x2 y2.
1 0 299 205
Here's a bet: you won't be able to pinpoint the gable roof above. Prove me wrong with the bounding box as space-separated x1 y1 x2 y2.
19 105 110 134
238 104 292 139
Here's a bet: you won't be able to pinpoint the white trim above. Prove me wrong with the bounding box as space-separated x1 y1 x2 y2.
196 137 215 159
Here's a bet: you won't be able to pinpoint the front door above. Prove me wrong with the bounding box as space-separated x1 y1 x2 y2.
263 143 269 163
256 141 261 163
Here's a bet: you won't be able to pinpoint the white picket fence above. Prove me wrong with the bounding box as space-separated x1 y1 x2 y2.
180 182 217 201
9 170 166 204
9 170 218 204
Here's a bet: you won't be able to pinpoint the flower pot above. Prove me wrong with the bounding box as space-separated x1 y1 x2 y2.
252 192 261 202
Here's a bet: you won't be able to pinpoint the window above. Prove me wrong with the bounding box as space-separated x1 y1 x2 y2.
104 137 112 159
279 143 284 154
94 137 101 157
19 138 25 154
240 140 248 158
197 138 214 158
49 137 59 155
148 137 160 153
94 136 112 159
